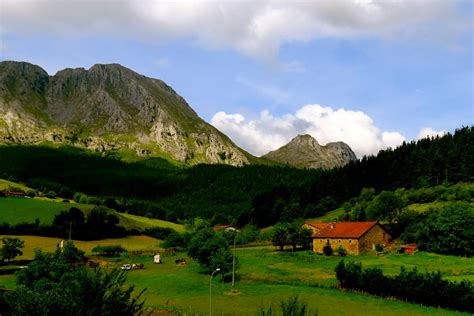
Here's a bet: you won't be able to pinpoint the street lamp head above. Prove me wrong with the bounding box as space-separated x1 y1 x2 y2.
215 268 221 272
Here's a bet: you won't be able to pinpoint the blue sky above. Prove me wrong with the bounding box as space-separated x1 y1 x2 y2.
0 0 472 157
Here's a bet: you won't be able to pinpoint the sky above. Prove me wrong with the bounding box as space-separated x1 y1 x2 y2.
0 0 472 158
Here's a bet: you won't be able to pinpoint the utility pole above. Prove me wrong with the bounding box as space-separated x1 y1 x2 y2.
66 221 75 241
232 230 239 287
209 268 220 316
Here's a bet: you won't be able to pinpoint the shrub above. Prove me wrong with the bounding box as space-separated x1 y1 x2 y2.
26 190 36 198
335 246 347 256
45 191 57 199
374 244 384 252
143 227 177 240
335 260 474 313
323 243 333 256
91 245 127 257
259 296 317 316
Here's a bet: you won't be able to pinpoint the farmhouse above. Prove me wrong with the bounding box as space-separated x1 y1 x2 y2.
304 221 392 255
212 224 238 232
2 191 26 197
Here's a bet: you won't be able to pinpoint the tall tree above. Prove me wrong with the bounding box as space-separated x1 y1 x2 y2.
6 243 144 315
1 237 24 263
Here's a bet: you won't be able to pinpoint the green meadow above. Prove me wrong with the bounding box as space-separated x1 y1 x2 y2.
0 235 163 259
0 197 93 225
123 248 472 315
116 212 184 232
1 236 472 315
0 196 184 232
0 179 32 192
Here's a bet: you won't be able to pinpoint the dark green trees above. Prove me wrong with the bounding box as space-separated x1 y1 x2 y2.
5 242 144 315
187 228 234 274
271 222 312 251
335 260 473 313
401 202 474 256
0 237 24 262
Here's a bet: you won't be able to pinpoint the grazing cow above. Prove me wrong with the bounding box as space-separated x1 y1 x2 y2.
88 260 99 268
175 258 187 265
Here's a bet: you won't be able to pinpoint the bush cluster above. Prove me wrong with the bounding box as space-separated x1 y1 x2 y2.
0 207 136 240
335 260 474 313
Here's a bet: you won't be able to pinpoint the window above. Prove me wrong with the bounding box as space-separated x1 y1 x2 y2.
338 239 341 243
349 239 352 244
327 239 329 243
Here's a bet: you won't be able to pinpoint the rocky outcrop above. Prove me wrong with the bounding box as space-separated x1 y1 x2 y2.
262 134 356 169
0 61 248 166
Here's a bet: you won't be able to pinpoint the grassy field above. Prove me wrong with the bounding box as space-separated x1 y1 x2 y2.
0 196 184 232
0 179 32 192
115 212 184 232
0 238 471 315
123 249 472 315
0 197 93 225
0 235 163 259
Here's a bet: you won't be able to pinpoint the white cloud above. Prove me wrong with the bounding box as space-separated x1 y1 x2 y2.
211 104 405 158
416 127 447 140
0 0 464 62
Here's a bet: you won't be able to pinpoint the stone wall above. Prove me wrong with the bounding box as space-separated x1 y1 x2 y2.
359 224 391 253
313 238 360 255
312 224 391 255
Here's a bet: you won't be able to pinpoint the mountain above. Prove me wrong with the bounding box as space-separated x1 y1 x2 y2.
0 61 250 166
262 134 357 169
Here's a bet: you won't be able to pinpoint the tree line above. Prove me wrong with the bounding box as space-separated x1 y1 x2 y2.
0 207 137 240
335 260 473 313
0 127 472 227
0 241 144 315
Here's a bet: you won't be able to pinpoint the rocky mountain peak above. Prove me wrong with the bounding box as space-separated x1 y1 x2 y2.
0 60 249 166
288 134 320 148
262 134 356 169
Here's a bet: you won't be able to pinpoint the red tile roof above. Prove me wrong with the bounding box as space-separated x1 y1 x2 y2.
304 222 331 230
309 221 379 239
212 224 236 231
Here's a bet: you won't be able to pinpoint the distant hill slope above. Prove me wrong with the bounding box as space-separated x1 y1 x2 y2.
0 61 251 166
0 196 183 232
0 179 33 192
0 178 184 232
262 134 357 169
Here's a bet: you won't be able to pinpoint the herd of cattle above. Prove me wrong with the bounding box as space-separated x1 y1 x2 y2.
121 263 144 270
86 254 187 271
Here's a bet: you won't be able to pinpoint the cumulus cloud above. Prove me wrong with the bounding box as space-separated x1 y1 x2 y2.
0 0 464 62
416 127 447 140
211 104 405 158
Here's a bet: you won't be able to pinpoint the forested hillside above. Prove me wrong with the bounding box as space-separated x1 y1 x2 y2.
0 127 472 226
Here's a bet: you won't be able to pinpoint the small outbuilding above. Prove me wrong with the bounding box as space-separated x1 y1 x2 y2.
212 224 238 232
154 253 161 264
3 191 26 197
304 221 392 255
399 244 417 255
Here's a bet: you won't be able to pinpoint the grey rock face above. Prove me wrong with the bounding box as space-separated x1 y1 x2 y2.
262 134 356 169
0 61 248 166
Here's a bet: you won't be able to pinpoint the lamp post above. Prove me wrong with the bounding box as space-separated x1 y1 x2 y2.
209 268 220 316
232 230 239 287
65 221 75 241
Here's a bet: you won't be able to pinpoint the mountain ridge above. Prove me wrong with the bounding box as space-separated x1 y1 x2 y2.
262 134 357 169
0 60 250 166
